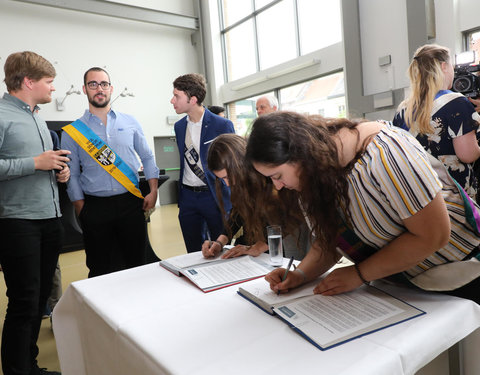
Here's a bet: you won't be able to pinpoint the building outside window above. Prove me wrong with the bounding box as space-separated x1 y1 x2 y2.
465 29 480 64
226 72 345 136
279 72 345 117
226 92 274 136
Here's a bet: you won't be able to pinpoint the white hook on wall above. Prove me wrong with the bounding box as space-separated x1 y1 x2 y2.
56 84 81 111
111 87 135 105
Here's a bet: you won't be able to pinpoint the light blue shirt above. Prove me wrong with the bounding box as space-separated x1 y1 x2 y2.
61 109 159 201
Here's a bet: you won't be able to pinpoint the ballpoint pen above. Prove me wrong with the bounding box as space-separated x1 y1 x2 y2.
206 230 212 250
278 256 295 295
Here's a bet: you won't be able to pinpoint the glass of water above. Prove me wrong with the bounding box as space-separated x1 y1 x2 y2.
267 225 283 266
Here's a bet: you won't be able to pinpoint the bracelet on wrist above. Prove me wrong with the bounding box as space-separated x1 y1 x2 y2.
214 240 224 250
354 263 370 286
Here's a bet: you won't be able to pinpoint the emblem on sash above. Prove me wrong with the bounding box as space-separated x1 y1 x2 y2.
95 145 116 166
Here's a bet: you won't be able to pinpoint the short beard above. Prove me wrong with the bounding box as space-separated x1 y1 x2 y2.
89 96 110 108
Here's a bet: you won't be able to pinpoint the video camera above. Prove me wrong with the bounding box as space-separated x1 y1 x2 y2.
452 51 480 98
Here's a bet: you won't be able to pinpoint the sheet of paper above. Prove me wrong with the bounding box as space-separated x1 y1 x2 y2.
239 277 317 305
182 256 271 290
274 287 418 348
163 251 222 269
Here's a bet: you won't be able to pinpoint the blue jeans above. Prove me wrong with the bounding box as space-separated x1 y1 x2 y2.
0 218 63 375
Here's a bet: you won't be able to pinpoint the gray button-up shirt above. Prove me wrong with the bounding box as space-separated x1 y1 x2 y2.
0 93 61 219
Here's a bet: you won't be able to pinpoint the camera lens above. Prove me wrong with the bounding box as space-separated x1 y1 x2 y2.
453 76 473 93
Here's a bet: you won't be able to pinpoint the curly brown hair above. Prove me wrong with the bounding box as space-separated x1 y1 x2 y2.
207 133 303 243
246 111 366 255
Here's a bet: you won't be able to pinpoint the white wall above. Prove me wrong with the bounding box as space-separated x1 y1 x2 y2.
103 0 195 16
457 0 480 33
433 0 460 55
359 0 410 96
357 0 480 104
0 0 200 149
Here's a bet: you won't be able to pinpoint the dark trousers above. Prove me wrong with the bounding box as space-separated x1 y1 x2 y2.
80 193 146 278
178 188 224 253
0 218 62 375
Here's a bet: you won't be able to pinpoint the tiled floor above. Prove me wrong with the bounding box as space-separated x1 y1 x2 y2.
0 204 185 374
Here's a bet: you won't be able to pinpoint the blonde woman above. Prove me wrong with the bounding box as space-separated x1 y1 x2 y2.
393 44 480 199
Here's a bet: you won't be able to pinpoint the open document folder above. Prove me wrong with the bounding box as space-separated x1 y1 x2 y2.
238 278 425 350
160 251 275 292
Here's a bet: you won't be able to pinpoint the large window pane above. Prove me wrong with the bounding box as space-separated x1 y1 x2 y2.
227 92 274 136
255 0 275 10
297 0 342 54
257 0 297 70
224 20 257 81
467 30 480 64
221 0 253 28
280 72 345 117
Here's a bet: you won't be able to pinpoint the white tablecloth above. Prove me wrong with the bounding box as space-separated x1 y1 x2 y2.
53 262 480 375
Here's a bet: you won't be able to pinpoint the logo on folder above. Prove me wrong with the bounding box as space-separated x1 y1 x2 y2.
278 306 296 318
95 145 116 166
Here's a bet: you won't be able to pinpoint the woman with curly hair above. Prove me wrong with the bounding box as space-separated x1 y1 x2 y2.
201 133 303 259
246 111 480 304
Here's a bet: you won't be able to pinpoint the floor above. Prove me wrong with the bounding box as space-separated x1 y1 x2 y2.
0 204 185 374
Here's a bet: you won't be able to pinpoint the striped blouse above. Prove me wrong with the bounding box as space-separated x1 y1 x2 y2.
345 123 480 278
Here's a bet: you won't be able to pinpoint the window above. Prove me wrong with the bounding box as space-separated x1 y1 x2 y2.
465 29 480 64
224 20 257 81
226 92 274 136
222 0 252 28
257 0 297 70
225 72 345 134
279 72 345 117
220 0 342 82
297 0 342 55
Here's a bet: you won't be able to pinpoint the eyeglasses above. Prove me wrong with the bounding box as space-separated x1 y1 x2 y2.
86 81 111 90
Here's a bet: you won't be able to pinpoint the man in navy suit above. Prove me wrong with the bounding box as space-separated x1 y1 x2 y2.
171 73 235 252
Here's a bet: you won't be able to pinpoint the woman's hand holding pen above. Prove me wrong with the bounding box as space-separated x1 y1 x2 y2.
265 265 304 295
201 240 222 258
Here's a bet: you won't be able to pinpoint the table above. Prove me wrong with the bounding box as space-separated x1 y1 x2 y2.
53 261 480 375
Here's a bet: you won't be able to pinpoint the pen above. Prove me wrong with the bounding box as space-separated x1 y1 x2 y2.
206 230 212 249
278 256 294 295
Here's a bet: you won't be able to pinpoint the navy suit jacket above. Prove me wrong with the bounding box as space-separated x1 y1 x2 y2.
174 108 235 212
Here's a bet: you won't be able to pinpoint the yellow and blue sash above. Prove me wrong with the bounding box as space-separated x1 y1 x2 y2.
62 120 143 199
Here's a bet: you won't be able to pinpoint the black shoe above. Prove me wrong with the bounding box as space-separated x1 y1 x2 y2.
38 368 61 375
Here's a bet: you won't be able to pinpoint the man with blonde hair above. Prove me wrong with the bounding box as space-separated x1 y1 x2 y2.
0 51 70 375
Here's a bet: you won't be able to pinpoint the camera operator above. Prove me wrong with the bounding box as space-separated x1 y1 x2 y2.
469 92 480 113
393 43 480 201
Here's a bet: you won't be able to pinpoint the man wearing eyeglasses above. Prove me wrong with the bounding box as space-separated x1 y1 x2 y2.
61 67 159 277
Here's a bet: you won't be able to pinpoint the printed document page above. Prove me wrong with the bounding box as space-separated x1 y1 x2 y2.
163 251 219 269
273 287 424 349
181 256 272 290
239 277 317 306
